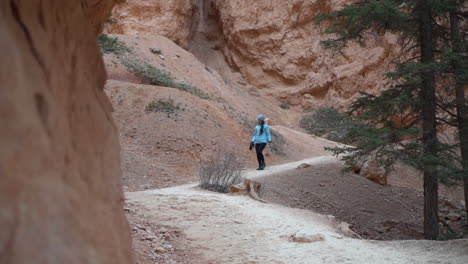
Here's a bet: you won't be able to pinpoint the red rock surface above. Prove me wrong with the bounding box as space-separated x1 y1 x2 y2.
105 0 196 48
107 0 401 110
211 0 399 109
0 1 132 263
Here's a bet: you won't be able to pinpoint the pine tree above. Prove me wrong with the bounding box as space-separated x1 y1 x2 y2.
419 0 439 239
317 0 467 239
448 3 468 224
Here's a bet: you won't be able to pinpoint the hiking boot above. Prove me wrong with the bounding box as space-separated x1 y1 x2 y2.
256 167 263 170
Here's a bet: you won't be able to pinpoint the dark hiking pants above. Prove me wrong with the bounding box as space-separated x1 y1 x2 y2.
255 143 267 167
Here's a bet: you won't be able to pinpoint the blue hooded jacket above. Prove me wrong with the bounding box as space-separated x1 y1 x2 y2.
252 124 272 144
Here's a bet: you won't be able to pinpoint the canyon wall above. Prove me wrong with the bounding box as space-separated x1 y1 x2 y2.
0 0 133 263
109 0 400 110
105 0 196 48
212 0 399 109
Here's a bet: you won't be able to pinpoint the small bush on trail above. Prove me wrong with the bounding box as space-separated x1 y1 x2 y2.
280 103 291 109
145 98 180 114
97 34 128 54
149 48 162 55
122 59 211 100
199 151 244 193
300 108 359 144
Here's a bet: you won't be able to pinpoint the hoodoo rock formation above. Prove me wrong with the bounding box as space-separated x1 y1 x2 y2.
0 1 133 263
108 0 401 110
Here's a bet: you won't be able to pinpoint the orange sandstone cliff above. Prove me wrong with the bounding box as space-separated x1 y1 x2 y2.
0 0 133 263
108 0 401 110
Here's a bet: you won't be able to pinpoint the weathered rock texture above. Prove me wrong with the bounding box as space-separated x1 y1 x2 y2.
212 0 399 109
0 1 133 263
105 0 196 48
108 0 401 110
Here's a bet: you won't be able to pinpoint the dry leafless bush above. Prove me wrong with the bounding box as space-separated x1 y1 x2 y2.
199 151 244 193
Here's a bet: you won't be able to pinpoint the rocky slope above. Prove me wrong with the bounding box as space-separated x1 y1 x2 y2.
102 34 341 191
107 0 400 110
0 1 132 263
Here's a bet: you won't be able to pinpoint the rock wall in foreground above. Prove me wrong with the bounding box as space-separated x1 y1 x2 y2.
0 0 133 263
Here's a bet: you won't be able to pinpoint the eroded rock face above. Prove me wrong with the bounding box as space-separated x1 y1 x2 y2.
106 0 400 109
212 0 399 109
105 0 196 48
0 1 132 263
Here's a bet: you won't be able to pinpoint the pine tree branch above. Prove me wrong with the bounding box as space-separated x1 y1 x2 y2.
458 11 468 18
399 54 421 64
432 17 449 32
400 34 413 50
436 102 458 118
402 117 420 130
436 117 457 127
439 219 455 234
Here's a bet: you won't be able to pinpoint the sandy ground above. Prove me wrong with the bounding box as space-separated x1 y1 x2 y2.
125 157 468 264
258 161 467 240
125 202 200 264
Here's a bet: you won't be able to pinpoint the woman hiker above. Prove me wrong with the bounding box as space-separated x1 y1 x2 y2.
250 114 272 170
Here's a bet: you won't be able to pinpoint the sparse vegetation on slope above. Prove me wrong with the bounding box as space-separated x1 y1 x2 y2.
98 35 211 100
98 34 128 54
279 103 291 109
300 108 359 143
122 58 211 100
149 48 162 55
145 98 180 114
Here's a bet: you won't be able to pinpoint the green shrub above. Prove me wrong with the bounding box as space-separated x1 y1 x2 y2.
269 129 287 155
300 108 359 143
122 59 211 100
149 48 162 55
97 34 128 54
106 17 117 24
105 12 117 24
145 98 179 114
280 103 291 109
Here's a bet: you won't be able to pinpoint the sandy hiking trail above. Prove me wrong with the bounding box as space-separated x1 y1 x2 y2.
125 157 468 264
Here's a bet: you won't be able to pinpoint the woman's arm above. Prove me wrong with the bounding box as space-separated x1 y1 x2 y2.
252 126 257 142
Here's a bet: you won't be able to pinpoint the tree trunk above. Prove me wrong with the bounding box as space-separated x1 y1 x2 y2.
450 11 468 224
420 0 439 240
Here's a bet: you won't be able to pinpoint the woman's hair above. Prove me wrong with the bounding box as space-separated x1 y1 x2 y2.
259 120 265 135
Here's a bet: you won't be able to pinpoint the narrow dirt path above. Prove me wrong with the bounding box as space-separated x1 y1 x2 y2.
244 155 337 179
125 157 468 264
